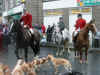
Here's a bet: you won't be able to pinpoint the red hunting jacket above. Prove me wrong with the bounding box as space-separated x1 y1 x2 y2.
20 13 32 28
75 18 86 30
41 24 46 33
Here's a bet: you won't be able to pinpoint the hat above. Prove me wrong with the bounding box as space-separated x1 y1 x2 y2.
59 17 63 20
78 13 82 17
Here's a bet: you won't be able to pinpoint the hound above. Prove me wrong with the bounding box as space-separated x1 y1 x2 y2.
47 54 72 74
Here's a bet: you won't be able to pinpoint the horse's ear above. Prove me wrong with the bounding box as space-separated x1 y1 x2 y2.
89 19 95 24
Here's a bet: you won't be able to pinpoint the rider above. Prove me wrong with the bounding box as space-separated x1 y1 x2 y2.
73 13 86 41
58 17 65 35
20 8 34 36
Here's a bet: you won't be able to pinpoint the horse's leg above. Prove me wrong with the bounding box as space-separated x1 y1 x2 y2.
75 47 77 58
85 48 88 64
35 42 40 57
31 41 40 57
15 48 20 59
30 43 37 57
37 42 40 55
60 45 65 56
24 47 28 62
79 48 83 64
75 48 79 58
56 45 59 56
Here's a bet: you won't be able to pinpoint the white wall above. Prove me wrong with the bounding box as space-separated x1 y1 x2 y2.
44 15 62 29
43 0 77 10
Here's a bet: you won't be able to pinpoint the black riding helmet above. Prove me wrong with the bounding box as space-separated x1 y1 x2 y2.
59 17 63 20
78 13 82 18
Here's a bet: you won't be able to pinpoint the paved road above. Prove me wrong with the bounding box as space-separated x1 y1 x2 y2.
0 44 100 75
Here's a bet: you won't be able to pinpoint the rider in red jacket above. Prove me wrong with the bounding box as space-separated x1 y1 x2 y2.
20 9 32 29
41 24 46 34
20 9 34 36
74 14 86 36
75 14 86 30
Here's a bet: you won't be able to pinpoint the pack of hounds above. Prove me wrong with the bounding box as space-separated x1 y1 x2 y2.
0 54 82 75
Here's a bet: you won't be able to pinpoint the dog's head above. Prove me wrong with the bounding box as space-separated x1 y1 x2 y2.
47 54 54 60
40 57 48 64
0 64 11 75
33 60 41 65
3 65 11 74
0 64 4 75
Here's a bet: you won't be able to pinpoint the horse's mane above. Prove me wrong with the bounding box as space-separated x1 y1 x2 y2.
14 20 24 32
81 19 95 32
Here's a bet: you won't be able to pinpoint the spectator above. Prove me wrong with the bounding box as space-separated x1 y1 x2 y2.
41 23 46 35
0 22 3 50
3 24 9 35
47 25 51 42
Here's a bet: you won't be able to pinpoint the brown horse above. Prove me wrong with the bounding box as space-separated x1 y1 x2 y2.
72 19 97 64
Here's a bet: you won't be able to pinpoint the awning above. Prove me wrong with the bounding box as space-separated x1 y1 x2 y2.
3 4 24 17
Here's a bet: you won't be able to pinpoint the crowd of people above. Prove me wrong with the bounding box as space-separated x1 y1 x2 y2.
0 7 87 48
0 22 10 50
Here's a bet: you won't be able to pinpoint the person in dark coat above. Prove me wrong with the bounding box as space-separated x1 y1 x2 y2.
0 23 3 50
58 17 65 34
47 25 51 42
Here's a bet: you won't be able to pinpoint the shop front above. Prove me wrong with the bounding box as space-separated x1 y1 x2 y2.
44 9 64 28
2 4 24 25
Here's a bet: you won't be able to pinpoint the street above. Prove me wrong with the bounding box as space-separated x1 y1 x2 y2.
0 44 100 75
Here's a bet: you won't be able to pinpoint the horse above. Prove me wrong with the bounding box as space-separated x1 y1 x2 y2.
72 19 97 64
9 20 41 62
52 26 71 56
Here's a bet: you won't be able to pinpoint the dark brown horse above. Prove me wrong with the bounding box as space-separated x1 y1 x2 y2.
72 19 97 64
9 20 41 62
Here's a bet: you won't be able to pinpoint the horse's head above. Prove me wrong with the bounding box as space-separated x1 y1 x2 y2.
87 19 97 35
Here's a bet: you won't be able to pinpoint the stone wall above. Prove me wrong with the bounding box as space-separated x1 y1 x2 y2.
25 0 43 25
63 8 69 29
92 6 100 31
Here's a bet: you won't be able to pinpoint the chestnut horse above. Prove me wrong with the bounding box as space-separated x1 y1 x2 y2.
72 19 97 64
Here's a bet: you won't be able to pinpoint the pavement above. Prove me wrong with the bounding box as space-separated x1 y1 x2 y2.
0 43 100 75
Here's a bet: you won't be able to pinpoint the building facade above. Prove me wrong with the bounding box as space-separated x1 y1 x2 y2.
43 0 95 43
0 0 3 16
25 0 43 25
2 0 43 25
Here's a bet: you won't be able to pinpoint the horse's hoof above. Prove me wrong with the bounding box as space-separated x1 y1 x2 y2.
80 60 83 64
60 53 63 56
75 56 79 59
55 71 58 75
56 53 59 56
84 60 88 64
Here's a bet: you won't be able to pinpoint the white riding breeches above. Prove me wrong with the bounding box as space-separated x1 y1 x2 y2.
29 28 34 34
74 28 80 37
